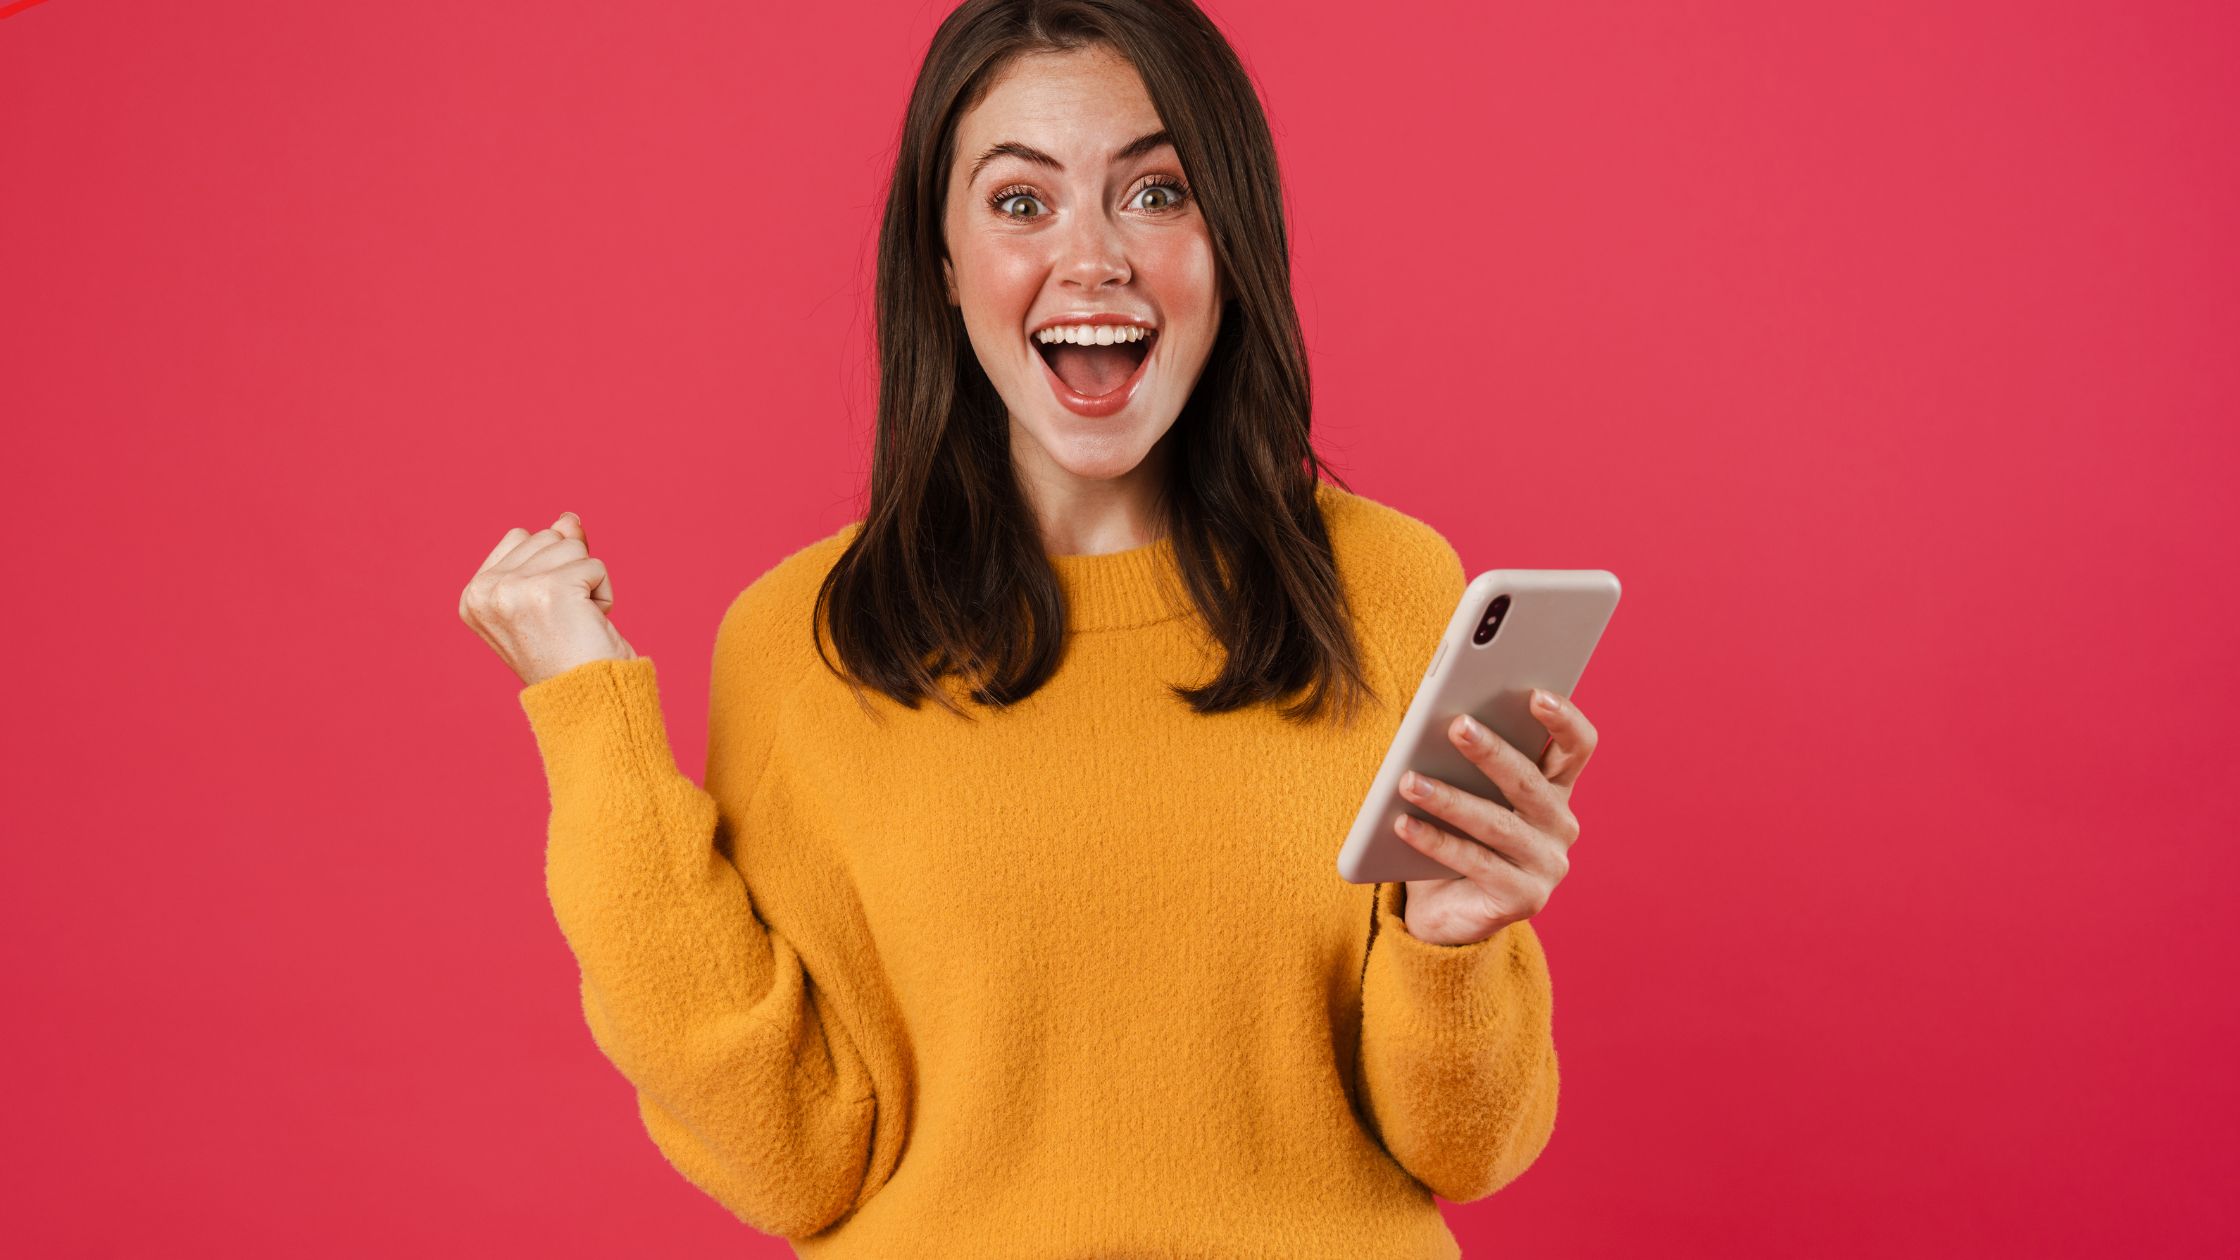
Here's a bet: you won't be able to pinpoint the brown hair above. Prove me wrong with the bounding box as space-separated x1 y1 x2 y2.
814 0 1372 725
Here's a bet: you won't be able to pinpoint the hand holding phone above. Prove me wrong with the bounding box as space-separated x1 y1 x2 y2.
1337 568 1619 888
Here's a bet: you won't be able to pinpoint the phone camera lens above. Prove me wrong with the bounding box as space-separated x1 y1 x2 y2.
1472 593 1510 646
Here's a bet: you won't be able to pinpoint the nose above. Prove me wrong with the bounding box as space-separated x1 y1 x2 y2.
1055 207 1131 290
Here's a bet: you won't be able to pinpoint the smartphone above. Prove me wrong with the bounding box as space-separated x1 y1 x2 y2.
1336 568 1621 884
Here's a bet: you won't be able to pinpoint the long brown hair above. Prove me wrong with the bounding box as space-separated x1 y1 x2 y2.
814 0 1372 726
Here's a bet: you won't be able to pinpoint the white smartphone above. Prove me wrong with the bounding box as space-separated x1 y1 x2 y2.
1336 568 1621 884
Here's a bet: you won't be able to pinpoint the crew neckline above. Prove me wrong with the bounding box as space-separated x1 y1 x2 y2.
1042 481 1347 633
1046 531 1190 632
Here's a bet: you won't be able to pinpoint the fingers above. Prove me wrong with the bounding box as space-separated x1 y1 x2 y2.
486 521 564 574
1396 696 1595 924
548 511 612 609
551 555 612 608
1391 810 1505 880
474 528 530 578
1399 767 1538 867
1446 712 1572 838
485 512 584 577
1379 807 1559 905
1530 689 1599 790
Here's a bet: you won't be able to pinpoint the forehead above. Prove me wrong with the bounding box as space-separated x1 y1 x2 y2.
953 46 1162 157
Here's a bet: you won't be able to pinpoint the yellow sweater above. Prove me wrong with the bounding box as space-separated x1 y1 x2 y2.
519 480 1559 1257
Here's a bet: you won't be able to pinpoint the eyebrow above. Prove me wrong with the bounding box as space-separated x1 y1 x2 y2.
967 129 1174 184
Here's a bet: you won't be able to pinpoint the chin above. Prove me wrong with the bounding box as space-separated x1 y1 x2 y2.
1017 415 1165 480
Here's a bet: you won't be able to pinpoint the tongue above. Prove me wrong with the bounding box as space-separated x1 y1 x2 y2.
1048 343 1142 397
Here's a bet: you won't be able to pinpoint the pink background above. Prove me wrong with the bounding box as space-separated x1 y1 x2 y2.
4 0 2234 1255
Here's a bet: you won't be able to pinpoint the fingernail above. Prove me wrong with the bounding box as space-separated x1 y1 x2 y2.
1535 690 1559 713
1456 715 1481 744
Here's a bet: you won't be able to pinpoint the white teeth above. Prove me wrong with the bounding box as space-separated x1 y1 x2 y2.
1033 324 1153 345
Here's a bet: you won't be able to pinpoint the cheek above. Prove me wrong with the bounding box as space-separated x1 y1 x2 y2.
960 261 1047 377
952 234 1043 319
1141 232 1221 330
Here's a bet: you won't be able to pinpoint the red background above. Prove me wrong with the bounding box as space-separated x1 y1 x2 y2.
4 1 2234 1255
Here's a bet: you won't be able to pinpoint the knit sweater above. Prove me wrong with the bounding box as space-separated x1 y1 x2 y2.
518 479 1559 1258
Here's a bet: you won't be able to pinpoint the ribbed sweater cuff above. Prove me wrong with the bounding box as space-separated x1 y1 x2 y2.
1368 881 1543 1032
517 656 685 806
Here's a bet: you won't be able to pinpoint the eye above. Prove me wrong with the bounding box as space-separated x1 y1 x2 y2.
988 177 1193 221
1131 176 1191 213
989 185 1046 219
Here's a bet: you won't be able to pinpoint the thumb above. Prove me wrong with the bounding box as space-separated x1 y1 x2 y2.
551 512 613 610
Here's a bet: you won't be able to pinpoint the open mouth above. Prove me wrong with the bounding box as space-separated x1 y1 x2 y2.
1033 329 1156 405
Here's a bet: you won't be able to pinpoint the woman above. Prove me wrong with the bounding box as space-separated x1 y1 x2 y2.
459 0 1595 1254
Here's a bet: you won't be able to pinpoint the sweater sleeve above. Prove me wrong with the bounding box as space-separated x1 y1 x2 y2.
1350 511 1561 1201
1357 882 1561 1201
518 592 876 1236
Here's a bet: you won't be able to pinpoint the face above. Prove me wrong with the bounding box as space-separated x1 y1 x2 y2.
942 44 1224 498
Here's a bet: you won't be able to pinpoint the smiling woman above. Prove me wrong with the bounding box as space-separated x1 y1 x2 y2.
507 1 1564 1255
820 0 1364 722
943 54 1218 440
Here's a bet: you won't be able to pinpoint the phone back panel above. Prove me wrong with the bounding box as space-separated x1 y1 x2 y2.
1336 568 1621 884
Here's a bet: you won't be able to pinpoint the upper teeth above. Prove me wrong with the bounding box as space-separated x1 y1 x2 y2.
1034 324 1153 345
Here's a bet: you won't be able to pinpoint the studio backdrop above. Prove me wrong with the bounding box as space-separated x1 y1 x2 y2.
2 1 2232 1256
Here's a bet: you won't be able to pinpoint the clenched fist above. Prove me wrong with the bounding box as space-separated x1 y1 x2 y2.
459 511 638 687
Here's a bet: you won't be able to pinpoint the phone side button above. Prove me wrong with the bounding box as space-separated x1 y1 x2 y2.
1422 641 1448 682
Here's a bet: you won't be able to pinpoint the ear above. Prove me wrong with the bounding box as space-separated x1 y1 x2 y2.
943 255 959 306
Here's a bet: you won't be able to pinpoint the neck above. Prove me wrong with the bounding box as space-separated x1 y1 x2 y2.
1012 436 1172 558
